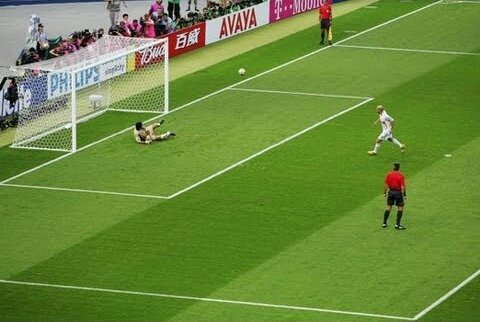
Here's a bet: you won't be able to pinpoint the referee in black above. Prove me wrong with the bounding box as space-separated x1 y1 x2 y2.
383 162 407 230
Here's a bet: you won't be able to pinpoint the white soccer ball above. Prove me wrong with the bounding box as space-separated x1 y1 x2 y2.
238 68 246 76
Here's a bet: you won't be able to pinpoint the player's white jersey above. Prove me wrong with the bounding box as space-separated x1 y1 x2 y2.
379 111 394 132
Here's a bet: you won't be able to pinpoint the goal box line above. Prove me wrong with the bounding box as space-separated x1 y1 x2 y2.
4 97 374 199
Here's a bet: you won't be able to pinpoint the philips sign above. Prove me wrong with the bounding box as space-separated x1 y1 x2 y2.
47 56 127 99
48 66 99 99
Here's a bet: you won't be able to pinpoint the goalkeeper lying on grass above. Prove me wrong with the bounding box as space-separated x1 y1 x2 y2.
134 120 176 144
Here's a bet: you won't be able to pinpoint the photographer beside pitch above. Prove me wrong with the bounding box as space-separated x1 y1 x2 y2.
134 120 175 144
4 78 20 110
382 162 407 230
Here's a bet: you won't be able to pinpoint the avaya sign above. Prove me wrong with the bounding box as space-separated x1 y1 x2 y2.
206 1 269 45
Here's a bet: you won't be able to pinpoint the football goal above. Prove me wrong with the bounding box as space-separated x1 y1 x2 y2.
10 35 168 152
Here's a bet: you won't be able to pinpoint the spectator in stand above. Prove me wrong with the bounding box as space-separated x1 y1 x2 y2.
108 25 122 36
122 14 133 31
27 14 40 42
50 38 77 57
129 19 143 37
158 13 174 35
96 28 105 39
143 13 156 38
80 30 96 47
119 21 131 37
202 7 213 20
50 42 68 57
35 23 49 59
107 0 127 27
167 0 181 20
69 32 82 49
157 5 166 21
22 48 42 64
186 0 199 12
149 0 165 19
219 0 229 6
65 38 78 54
4 78 20 110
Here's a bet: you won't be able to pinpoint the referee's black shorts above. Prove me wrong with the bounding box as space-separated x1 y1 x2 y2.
387 190 404 206
321 18 331 29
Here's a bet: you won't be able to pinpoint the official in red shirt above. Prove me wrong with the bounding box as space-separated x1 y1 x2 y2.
383 162 407 230
319 2 332 45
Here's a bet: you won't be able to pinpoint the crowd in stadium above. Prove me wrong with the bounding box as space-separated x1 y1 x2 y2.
108 0 265 37
17 0 265 65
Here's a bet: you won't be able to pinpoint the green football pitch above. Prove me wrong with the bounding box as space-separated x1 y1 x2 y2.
0 0 479 321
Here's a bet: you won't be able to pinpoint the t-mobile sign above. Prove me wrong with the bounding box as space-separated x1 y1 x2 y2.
269 0 332 23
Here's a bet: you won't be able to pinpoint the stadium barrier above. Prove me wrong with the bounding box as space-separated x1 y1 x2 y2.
164 0 344 57
3 0 345 119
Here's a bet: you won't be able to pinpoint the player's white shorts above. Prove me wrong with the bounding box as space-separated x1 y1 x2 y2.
378 130 393 141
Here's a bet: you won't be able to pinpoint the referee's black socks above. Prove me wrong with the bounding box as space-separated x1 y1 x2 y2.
396 211 403 225
383 210 391 224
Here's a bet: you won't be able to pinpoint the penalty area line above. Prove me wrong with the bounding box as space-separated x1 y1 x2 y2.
0 183 169 200
167 97 374 199
0 279 414 321
1 97 374 200
228 88 372 100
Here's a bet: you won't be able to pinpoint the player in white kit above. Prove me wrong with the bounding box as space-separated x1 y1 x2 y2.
368 105 405 156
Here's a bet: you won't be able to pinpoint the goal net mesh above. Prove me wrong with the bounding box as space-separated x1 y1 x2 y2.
11 35 168 152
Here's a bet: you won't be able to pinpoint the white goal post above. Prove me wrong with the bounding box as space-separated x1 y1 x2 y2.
10 35 169 152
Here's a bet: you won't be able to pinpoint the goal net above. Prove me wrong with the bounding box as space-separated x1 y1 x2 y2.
11 35 168 152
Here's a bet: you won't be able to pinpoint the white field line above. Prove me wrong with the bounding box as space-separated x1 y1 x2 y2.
107 109 161 114
228 88 372 100
167 97 374 199
9 145 71 153
0 0 442 186
336 44 480 56
413 269 480 320
0 279 414 321
441 0 480 4
0 183 169 200
0 151 75 185
1 96 373 199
